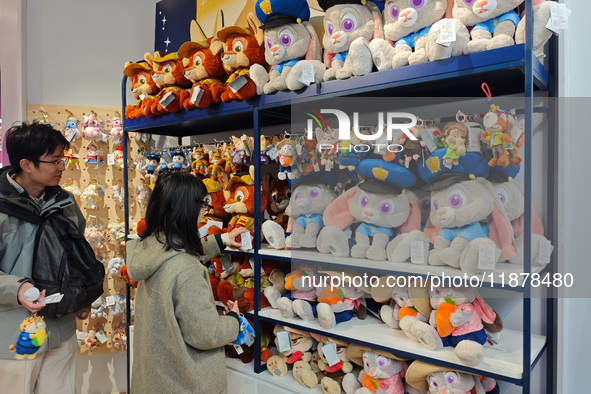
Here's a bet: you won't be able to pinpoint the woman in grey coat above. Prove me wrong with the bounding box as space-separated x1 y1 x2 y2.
127 172 248 393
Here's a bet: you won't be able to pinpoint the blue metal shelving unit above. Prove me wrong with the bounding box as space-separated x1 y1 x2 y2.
121 3 556 388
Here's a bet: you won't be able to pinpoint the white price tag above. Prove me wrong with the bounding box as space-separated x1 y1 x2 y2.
436 19 456 47
547 3 570 33
44 293 64 304
76 331 87 340
466 122 483 152
240 231 253 252
159 92 175 108
537 239 554 266
313 161 320 172
190 87 204 105
95 330 108 344
107 154 116 166
229 75 248 93
420 127 438 153
139 93 147 101
233 344 244 354
198 220 223 238
106 296 116 307
219 255 234 272
277 331 292 353
477 244 497 271
410 241 429 265
321 342 340 367
244 332 255 347
298 63 316 86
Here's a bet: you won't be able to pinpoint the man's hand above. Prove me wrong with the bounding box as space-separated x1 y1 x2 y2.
17 282 46 313
77 307 91 320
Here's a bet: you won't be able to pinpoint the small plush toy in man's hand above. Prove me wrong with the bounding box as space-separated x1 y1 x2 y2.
9 314 47 359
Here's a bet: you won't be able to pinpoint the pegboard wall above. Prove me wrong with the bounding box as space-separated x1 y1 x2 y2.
27 104 148 355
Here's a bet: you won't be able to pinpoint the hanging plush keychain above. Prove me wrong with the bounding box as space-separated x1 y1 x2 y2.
275 137 297 180
62 111 81 142
61 178 81 199
9 314 48 359
105 113 124 144
63 149 80 171
81 111 106 143
480 83 523 168
169 149 188 171
81 179 105 210
84 142 105 170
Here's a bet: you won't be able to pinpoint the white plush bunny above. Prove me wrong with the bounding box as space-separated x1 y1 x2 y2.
370 0 469 70
319 0 384 81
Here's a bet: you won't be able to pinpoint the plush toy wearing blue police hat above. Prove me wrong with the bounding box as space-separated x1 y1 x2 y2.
317 159 422 261
250 0 325 94
169 149 187 171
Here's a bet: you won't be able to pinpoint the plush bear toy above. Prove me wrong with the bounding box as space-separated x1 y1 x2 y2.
370 0 469 70
450 0 523 54
143 52 192 116
515 0 554 60
406 360 499 393
216 13 267 102
123 60 161 119
250 0 325 94
317 159 420 261
342 343 408 394
319 0 384 81
9 314 48 359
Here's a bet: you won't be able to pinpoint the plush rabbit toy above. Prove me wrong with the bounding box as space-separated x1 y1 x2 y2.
250 0 325 94
414 149 516 273
370 0 469 70
406 360 499 394
450 0 523 54
317 159 420 261
319 0 384 81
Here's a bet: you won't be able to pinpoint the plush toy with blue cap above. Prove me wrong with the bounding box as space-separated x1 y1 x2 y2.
317 159 421 261
369 0 469 71
411 149 516 273
249 0 325 94
319 0 384 81
168 149 187 171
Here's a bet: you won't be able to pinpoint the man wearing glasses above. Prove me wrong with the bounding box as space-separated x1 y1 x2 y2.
0 122 86 394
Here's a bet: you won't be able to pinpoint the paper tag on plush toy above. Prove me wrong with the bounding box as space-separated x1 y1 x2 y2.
322 342 340 367
107 154 116 166
537 240 554 266
410 241 429 265
44 293 64 304
244 331 255 347
95 330 108 344
420 127 438 153
240 232 253 251
299 63 316 86
190 87 204 105
547 3 570 33
465 122 484 152
159 92 175 108
198 220 223 238
139 93 147 101
219 255 234 272
76 331 87 341
277 331 291 352
229 75 248 93
233 344 244 354
478 244 497 270
313 161 320 172
437 19 456 47
105 296 116 307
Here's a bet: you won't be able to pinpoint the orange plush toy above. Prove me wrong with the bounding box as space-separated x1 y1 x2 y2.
123 61 160 119
178 35 226 110
198 178 230 233
216 13 266 102
144 52 192 116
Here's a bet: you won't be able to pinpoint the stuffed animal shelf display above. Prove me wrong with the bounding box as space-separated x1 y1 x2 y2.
515 0 554 60
342 343 408 394
317 159 420 261
370 0 469 71
9 314 48 359
250 0 325 94
216 13 267 102
177 33 226 110
319 0 384 81
406 360 500 393
143 51 192 116
123 60 160 119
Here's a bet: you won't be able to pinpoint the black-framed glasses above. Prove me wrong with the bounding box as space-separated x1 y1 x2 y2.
31 157 69 168
200 200 213 210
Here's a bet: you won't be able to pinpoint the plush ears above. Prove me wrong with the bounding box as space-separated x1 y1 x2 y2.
304 21 323 61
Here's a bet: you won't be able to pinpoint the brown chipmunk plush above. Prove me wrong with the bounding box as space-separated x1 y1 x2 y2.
123 60 160 119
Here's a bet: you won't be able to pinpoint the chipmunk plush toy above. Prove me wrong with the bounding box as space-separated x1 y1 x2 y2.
313 335 356 394
249 0 325 94
178 32 226 109
144 51 192 116
198 178 231 236
267 325 319 386
123 60 160 119
191 145 209 175
216 13 266 102
9 314 48 359
370 0 469 70
319 0 384 81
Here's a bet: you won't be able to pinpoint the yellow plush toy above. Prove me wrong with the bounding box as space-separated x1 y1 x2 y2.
9 314 47 359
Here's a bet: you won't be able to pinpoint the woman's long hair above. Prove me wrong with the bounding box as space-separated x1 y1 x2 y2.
140 172 207 256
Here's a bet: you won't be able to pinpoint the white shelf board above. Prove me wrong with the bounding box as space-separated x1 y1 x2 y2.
226 358 325 393
259 246 546 290
258 308 546 381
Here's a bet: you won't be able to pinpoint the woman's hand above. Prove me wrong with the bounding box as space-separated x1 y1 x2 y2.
223 300 240 315
226 227 250 248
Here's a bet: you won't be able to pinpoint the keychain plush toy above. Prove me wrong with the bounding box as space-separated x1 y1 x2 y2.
275 138 297 180
105 115 123 144
84 143 105 170
250 0 325 94
63 116 81 142
81 112 105 143
169 149 188 171
81 180 105 210
440 121 468 167
90 297 108 320
134 178 152 210
9 314 48 359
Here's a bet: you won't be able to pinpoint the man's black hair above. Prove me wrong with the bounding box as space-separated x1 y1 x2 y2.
141 172 207 257
5 121 70 174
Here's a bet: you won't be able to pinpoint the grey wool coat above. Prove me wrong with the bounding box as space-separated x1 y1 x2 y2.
127 233 239 394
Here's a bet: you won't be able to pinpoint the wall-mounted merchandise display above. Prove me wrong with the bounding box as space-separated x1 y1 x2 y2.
120 0 562 393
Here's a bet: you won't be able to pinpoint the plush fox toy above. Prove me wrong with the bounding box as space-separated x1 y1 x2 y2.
216 13 266 102
123 60 160 119
144 51 192 116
